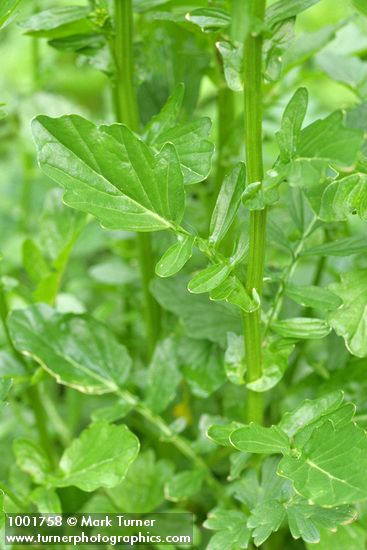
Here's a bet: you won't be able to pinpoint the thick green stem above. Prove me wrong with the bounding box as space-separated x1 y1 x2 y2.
112 0 161 358
242 0 267 424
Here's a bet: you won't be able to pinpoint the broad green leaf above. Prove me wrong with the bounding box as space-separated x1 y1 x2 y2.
272 318 331 340
209 163 246 245
328 270 367 357
319 174 367 221
279 392 344 437
151 276 241 346
317 52 367 92
55 421 139 492
188 263 231 294
143 83 184 144
0 0 21 29
276 88 308 163
150 118 214 185
165 470 204 502
283 23 344 72
204 509 251 550
179 339 226 398
13 439 51 485
302 235 367 257
207 421 244 447
21 7 95 38
145 338 181 413
266 0 321 27
8 304 132 394
31 488 62 514
246 339 294 392
279 420 367 505
216 42 243 92
32 115 185 232
285 284 342 310
156 235 194 278
186 8 230 32
297 111 364 170
230 424 290 455
242 458 356 546
108 451 174 513
224 332 245 385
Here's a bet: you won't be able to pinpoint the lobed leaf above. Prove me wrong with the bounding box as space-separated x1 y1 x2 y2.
32 114 185 232
230 424 290 455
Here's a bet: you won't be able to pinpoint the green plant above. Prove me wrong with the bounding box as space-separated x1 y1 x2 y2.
1 0 367 548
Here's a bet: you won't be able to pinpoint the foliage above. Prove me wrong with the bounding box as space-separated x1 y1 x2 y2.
1 0 367 549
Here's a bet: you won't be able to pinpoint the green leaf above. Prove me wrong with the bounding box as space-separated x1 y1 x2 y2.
328 270 367 357
91 398 133 423
21 7 95 38
188 263 231 294
276 88 308 163
319 174 367 221
145 338 181 413
108 450 174 513
247 339 294 392
204 509 251 550
283 23 344 72
156 235 194 278
22 239 50 284
266 0 321 27
32 115 185 232
285 284 342 310
8 304 132 394
230 424 290 455
297 111 364 171
317 52 367 92
239 457 356 546
209 163 246 246
272 318 331 340
216 42 243 92
353 0 367 16
209 276 259 313
149 117 214 185
306 524 367 550
279 392 344 437
186 8 231 32
143 83 184 144
165 470 204 502
31 488 62 514
278 420 367 506
0 0 21 29
207 421 244 447
13 439 51 485
179 339 226 398
302 235 367 257
151 276 241 346
54 421 139 492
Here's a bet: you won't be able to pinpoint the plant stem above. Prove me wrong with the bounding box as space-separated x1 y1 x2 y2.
111 0 161 359
120 390 229 503
242 0 267 424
